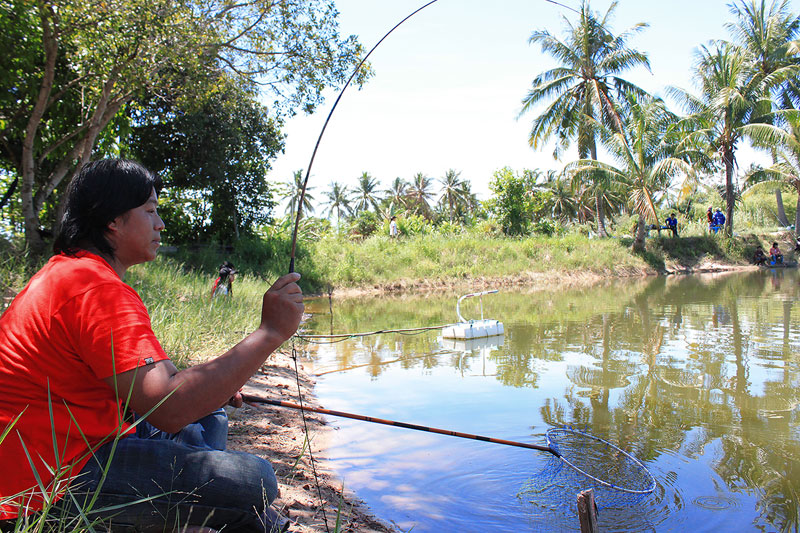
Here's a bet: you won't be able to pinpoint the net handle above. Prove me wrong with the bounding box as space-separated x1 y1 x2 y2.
242 394 557 455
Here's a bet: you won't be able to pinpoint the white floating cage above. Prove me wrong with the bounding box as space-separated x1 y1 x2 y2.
441 290 504 340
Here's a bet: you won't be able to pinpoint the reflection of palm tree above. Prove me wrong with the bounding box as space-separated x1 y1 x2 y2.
520 0 650 237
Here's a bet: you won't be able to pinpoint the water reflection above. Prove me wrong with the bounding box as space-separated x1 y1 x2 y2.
303 270 800 531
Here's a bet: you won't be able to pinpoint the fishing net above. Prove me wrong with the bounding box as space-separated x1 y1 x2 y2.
545 427 655 495
519 427 657 530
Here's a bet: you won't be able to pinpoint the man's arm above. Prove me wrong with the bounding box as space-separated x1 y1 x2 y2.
104 273 303 433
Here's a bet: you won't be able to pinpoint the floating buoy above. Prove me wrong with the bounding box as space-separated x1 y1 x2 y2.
441 290 504 340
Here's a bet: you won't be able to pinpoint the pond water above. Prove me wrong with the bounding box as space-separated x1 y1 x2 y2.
300 269 800 532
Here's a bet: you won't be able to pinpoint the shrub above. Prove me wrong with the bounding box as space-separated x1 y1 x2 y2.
349 211 381 238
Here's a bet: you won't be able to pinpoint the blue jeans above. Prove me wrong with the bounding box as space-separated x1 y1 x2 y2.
63 409 282 532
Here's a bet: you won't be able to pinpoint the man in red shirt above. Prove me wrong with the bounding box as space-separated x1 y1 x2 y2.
0 159 303 531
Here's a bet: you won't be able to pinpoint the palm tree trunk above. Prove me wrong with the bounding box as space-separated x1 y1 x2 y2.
595 194 608 237
724 147 735 236
632 216 647 252
589 141 608 238
795 189 800 238
775 188 789 226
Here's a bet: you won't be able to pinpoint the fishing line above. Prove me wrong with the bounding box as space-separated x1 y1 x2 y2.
290 337 329 531
543 0 580 14
296 324 452 344
284 2 442 527
278 0 656 521
288 0 441 273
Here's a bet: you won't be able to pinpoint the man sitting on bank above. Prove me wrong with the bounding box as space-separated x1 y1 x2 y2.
0 159 304 532
753 245 767 266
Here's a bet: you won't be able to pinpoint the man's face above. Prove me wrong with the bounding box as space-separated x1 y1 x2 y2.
108 189 165 267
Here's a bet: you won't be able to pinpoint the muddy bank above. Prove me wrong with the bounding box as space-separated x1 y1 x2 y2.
312 260 756 298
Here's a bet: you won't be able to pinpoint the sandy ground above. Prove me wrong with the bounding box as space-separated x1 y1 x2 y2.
227 349 397 533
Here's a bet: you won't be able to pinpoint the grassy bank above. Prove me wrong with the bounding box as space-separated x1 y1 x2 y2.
2 229 788 300
1 229 792 367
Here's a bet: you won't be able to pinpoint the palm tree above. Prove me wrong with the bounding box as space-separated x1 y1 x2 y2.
385 177 409 214
454 181 480 222
519 0 651 237
407 172 435 218
669 42 772 235
323 181 352 224
567 95 694 252
726 0 800 110
284 169 315 220
727 0 800 221
743 110 800 231
541 171 578 222
438 169 465 223
352 172 382 215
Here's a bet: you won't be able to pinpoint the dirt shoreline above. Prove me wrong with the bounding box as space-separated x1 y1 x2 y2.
229 263 760 532
308 260 756 298
229 350 396 533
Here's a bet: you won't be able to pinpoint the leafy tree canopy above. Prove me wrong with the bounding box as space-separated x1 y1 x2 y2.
125 76 282 244
0 0 368 253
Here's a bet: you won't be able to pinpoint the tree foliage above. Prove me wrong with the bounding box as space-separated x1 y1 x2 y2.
125 77 282 243
485 167 543 236
520 0 651 237
0 0 367 253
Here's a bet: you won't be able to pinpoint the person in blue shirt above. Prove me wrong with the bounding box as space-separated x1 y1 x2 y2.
711 209 726 233
665 213 678 237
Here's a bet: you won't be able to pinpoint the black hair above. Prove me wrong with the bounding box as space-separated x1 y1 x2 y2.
218 261 237 280
53 159 162 257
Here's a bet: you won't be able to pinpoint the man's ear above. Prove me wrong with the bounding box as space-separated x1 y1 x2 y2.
107 217 120 236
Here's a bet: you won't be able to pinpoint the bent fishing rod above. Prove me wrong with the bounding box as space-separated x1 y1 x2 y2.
242 393 557 455
288 0 441 273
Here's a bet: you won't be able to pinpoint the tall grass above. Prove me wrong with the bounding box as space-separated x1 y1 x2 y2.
126 258 267 368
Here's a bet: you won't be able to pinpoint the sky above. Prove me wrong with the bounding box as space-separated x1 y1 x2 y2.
267 0 799 205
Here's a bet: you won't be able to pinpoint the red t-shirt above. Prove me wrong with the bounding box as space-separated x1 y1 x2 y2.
0 252 169 518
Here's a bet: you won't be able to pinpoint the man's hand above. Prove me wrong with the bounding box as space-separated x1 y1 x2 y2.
259 272 304 343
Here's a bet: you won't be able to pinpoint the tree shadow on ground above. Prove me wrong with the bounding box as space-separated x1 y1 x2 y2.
621 234 762 272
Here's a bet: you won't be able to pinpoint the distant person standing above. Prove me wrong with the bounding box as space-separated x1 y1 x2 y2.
389 216 398 238
712 208 725 233
706 206 714 231
211 260 237 299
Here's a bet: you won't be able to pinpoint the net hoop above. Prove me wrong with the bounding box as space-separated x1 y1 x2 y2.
546 427 656 495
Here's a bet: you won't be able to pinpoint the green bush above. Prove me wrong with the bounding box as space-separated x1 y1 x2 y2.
349 211 381 238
